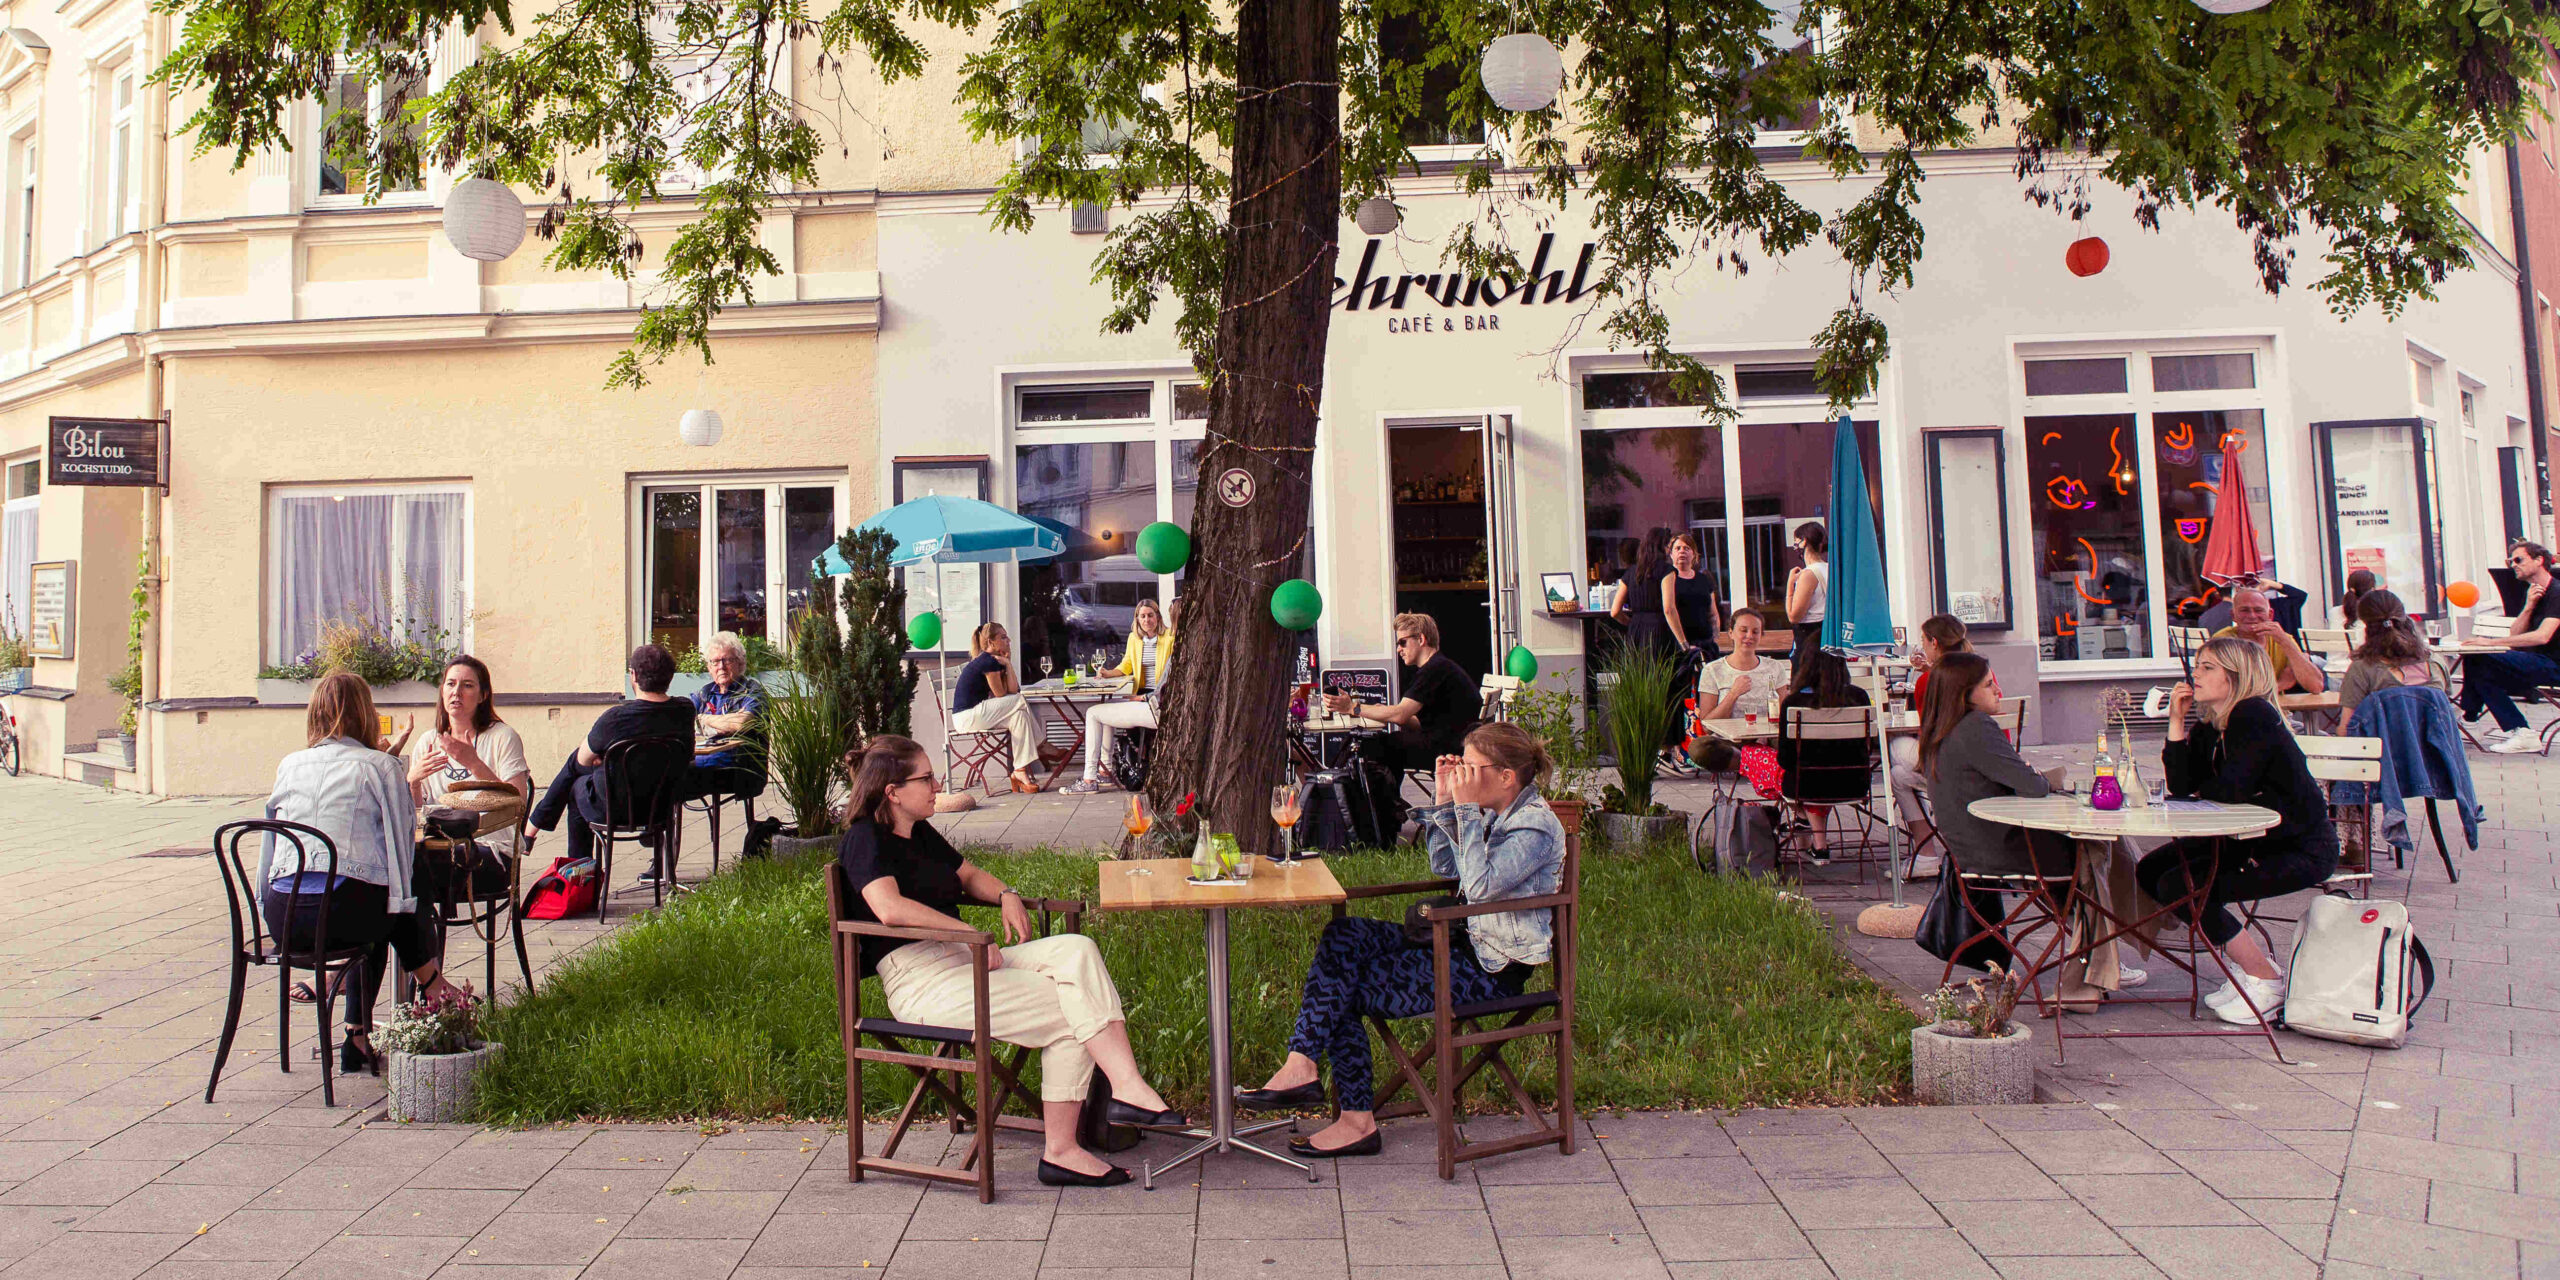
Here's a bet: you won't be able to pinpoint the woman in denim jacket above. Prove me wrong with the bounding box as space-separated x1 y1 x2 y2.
1237 722 1566 1158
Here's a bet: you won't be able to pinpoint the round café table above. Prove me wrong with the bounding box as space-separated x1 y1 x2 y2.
1965 795 2291 1064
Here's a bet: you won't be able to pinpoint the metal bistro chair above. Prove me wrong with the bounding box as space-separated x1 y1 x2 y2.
931 666 1013 798
1338 826 1580 1181
205 819 373 1108
588 735 693 920
1775 704 1886 880
416 783 536 998
826 862 1086 1203
1939 838 2078 1026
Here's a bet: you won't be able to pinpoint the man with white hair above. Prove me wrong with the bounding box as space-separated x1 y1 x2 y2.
668 631 772 870
2214 587 2325 695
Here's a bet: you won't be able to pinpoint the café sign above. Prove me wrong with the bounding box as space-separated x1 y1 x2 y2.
47 416 167 488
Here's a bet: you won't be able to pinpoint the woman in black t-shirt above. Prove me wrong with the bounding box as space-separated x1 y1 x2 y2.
835 735 1183 1187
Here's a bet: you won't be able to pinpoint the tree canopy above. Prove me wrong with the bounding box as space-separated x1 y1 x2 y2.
156 0 2560 409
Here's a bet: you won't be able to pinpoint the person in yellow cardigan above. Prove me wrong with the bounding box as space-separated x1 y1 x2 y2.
1063 599 1176 794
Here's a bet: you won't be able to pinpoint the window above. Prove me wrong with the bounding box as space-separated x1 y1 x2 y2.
266 485 470 667
2317 419 2444 617
2 458 34 641
1581 371 1713 410
2151 410 2273 612
1734 364 1822 402
1581 423 1727 600
2026 415 2151 661
1746 0 1820 141
2151 353 2254 393
1379 12 1485 154
314 59 426 203
1925 430 2013 629
2024 357 2128 397
893 459 989 653
6 135 33 291
1010 377 1206 674
1735 420 1882 615
639 477 847 655
108 70 134 236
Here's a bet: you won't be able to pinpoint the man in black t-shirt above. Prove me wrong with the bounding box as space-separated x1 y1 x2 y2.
1324 612 1480 774
528 643 699 873
2464 540 2560 752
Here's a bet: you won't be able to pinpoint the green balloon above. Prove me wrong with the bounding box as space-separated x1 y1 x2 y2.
1505 644 1539 681
1270 578 1323 631
1135 521 1192 574
906 610 942 650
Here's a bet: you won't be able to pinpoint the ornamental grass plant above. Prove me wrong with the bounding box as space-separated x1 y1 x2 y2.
472 837 1916 1124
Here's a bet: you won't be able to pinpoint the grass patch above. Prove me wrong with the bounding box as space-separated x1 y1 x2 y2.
475 842 1917 1124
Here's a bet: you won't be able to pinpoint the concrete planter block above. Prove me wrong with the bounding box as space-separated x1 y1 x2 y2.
1910 1021 2034 1106
257 678 439 706
1593 810 1687 852
771 831 838 860
387 1041 502 1123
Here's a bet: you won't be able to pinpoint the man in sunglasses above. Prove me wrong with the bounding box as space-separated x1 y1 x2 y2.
2460 540 2560 753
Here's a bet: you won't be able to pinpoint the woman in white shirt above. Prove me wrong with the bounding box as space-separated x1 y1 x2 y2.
408 656 534 810
1785 520 1829 658
1695 609 1791 797
267 672 467 1075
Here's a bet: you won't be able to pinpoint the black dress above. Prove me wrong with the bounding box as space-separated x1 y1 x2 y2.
2136 698 2338 946
1621 560 1672 653
1667 570 1721 659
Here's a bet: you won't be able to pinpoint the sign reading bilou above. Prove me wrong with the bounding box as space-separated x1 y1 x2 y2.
47 416 167 488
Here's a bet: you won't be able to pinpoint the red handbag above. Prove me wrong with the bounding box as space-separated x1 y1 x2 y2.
520 855 598 920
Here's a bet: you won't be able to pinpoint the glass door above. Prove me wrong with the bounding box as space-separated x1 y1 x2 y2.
643 479 847 654
1480 414 1521 661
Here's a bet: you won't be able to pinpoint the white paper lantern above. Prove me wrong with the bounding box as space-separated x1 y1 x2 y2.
441 177 527 263
2190 0 2272 12
1480 32 1565 113
1355 196 1401 236
679 408 724 447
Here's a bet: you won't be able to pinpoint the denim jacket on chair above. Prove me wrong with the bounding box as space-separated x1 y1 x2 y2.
1414 785 1567 970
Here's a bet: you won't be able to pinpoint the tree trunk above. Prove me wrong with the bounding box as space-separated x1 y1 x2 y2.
1145 0 1340 854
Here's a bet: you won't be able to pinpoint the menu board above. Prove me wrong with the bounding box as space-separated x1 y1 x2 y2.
1320 666 1393 705
27 561 71 659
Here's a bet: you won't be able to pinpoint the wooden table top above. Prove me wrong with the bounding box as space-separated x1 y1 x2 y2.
1694 711 1919 742
1968 794 2279 840
1095 858 1348 912
1300 714 1380 734
1020 677 1132 700
2278 691 2340 711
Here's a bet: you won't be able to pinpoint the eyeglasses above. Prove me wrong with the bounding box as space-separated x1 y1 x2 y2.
900 772 936 787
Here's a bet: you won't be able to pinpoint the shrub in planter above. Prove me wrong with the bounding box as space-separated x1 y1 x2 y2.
377 984 500 1123
1911 965 2035 1105
1600 643 1685 822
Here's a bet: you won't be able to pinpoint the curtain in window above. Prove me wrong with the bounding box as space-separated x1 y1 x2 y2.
1 499 33 640
271 492 466 663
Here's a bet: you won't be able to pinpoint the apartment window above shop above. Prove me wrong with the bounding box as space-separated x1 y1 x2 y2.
1747 0 1821 143
311 53 430 206
265 484 471 671
2014 344 2275 667
1379 12 1487 159
4 131 34 292
106 67 135 237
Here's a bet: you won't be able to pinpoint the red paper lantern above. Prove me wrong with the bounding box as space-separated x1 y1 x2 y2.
2065 236 2111 277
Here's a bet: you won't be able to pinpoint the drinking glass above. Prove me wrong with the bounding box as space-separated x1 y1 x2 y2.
1064 666 1081 688
1271 784 1303 864
1123 795 1155 873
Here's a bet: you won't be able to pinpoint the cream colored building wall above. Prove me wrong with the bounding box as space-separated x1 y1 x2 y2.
0 368 147 762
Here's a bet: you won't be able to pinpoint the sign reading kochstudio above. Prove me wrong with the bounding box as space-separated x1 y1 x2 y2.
1331 232 1599 334
47 416 167 488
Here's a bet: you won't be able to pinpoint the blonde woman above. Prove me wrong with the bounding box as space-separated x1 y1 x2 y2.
951 623 1068 793
1064 599 1175 794
2143 637 2339 1022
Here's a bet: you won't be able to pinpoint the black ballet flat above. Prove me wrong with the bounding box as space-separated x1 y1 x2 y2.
1105 1100 1189 1128
1234 1081 1326 1112
1037 1159 1134 1187
1286 1130 1382 1158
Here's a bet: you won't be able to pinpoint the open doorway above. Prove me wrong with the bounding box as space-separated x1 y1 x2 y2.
1388 422 1493 680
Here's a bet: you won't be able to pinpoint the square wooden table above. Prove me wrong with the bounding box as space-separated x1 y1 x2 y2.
1017 677 1132 788
1096 857 1347 1186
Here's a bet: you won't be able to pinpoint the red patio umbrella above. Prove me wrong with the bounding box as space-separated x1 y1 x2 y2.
2197 434 2267 584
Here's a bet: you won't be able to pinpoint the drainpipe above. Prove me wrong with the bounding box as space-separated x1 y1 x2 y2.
133 11 170 794
2507 142 2551 534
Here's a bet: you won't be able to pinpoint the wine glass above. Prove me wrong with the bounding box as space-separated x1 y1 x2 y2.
1123 796 1155 875
1034 655 1051 683
1271 783 1303 865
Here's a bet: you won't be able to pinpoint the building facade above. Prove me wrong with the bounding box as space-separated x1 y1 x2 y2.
0 9 880 793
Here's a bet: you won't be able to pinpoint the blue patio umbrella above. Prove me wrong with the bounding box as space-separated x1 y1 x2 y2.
1821 416 1893 651
819 495 1066 696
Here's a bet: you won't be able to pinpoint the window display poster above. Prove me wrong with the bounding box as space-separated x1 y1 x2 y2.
27 560 70 659
2325 422 2435 612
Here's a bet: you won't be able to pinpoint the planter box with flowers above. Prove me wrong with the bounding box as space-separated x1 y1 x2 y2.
378 984 500 1123
1912 964 2036 1105
258 618 461 707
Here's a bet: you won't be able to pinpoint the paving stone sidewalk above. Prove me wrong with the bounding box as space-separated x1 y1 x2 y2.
1 734 2554 1279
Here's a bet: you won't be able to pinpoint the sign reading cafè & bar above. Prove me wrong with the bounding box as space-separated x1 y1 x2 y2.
47 416 167 488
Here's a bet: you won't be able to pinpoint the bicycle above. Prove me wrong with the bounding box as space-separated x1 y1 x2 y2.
1 708 17 777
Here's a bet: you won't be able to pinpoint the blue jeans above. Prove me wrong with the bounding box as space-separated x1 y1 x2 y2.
2458 650 2560 731
1286 916 1528 1112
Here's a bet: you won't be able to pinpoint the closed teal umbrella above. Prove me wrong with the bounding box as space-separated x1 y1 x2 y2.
1821 416 1893 650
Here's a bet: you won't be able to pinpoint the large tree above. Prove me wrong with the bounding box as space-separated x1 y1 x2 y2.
162 0 2556 844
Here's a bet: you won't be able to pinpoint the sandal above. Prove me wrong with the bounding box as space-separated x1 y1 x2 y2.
289 981 321 1004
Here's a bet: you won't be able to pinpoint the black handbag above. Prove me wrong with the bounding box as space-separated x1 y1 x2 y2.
1401 894 1467 945
1916 871 2013 972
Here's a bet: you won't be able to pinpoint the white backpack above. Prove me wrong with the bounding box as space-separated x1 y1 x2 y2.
2282 894 2435 1048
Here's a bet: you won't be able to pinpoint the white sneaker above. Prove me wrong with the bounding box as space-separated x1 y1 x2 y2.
2202 978 2244 1011
2213 973 2287 1025
2116 966 2150 990
2491 730 2544 754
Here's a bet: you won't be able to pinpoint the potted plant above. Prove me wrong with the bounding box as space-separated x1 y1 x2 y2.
101 547 149 767
1508 680 1597 837
763 666 847 858
1594 643 1686 849
256 614 460 704
1911 964 2036 1105
378 983 499 1123
0 605 29 694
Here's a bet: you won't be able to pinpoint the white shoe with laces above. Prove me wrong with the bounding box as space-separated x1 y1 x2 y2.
2213 973 2287 1025
2202 977 2243 1011
2491 729 2544 754
2116 966 2150 990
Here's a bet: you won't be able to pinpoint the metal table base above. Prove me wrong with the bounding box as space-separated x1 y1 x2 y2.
1145 907 1321 1188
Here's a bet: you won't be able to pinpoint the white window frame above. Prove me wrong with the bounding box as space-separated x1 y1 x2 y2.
5 121 36 293
626 470 850 655
2 454 37 641
650 5 793 194
306 49 437 210
1749 3 1830 149
2010 337 2281 677
1004 372 1209 640
107 65 134 237
264 481 475 665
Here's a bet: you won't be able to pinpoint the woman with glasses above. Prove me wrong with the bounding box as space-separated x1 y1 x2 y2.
2140 638 2338 1022
2460 540 2560 752
836 735 1184 1187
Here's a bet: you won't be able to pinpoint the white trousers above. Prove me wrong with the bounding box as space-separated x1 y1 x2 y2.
1887 737 1927 828
876 933 1126 1102
952 693 1041 773
1081 700 1158 782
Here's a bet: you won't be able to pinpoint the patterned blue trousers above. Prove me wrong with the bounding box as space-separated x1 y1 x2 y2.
1287 916 1527 1111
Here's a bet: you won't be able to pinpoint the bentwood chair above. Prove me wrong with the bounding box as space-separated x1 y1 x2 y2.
826 863 1086 1203
1336 827 1580 1181
415 783 536 998
588 735 693 920
206 819 373 1108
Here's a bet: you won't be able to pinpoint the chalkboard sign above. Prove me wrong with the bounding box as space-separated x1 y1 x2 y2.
1321 666 1393 705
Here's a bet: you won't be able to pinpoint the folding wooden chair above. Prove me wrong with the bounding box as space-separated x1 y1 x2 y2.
2297 735 2381 899
1334 830 1580 1181
826 863 1083 1203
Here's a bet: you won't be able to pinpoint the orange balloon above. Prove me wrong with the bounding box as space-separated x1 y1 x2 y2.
2446 580 2480 609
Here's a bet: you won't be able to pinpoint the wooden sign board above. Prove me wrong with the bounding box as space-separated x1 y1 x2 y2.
47 416 167 488
26 561 71 659
1320 666 1393 705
